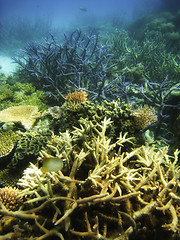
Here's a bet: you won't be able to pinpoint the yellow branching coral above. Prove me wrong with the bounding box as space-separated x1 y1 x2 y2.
132 105 157 130
66 90 88 103
0 187 23 210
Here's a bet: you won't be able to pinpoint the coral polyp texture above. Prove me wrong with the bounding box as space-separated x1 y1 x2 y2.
66 90 88 103
0 117 177 239
0 187 23 210
0 130 20 158
132 105 158 130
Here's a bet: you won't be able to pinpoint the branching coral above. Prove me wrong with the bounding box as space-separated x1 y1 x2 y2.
13 30 113 103
66 90 88 103
0 117 175 239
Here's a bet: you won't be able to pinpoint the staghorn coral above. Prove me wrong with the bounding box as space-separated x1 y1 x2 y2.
0 187 23 210
13 30 113 103
0 105 41 130
66 90 88 103
131 105 157 130
46 100 134 141
0 117 175 239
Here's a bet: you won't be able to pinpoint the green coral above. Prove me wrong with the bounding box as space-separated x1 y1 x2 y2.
47 100 134 141
0 168 22 186
0 130 20 159
9 131 52 168
0 75 48 111
108 28 180 83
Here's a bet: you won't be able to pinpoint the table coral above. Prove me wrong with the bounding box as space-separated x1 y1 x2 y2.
0 105 40 130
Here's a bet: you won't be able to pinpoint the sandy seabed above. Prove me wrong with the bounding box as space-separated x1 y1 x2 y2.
0 55 18 76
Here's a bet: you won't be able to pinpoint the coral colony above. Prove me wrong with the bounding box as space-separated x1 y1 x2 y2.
0 11 180 240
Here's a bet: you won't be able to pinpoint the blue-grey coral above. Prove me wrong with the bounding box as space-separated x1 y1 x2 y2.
13 30 114 103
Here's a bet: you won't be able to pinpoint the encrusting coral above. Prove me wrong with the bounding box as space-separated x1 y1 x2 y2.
0 117 178 239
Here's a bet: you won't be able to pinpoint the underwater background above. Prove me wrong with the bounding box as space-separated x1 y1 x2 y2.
0 0 180 239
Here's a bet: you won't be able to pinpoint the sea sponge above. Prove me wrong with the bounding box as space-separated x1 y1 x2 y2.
0 105 40 130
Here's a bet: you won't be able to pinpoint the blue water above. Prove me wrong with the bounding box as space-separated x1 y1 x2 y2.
0 0 179 73
1 0 161 23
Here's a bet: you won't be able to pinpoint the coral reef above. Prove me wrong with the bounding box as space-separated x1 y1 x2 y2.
0 12 179 240
46 100 134 140
0 105 41 130
0 118 178 239
13 30 113 103
0 76 48 111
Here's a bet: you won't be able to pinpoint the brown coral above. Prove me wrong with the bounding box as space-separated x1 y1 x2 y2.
132 105 157 130
0 187 23 210
0 105 40 130
66 90 88 103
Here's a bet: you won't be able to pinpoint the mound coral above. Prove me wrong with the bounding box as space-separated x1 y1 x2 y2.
132 105 157 130
0 187 23 210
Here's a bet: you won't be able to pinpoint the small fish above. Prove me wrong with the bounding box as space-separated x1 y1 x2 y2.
39 157 64 172
79 7 87 11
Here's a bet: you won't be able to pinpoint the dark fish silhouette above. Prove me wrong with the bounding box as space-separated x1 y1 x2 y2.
79 7 87 11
